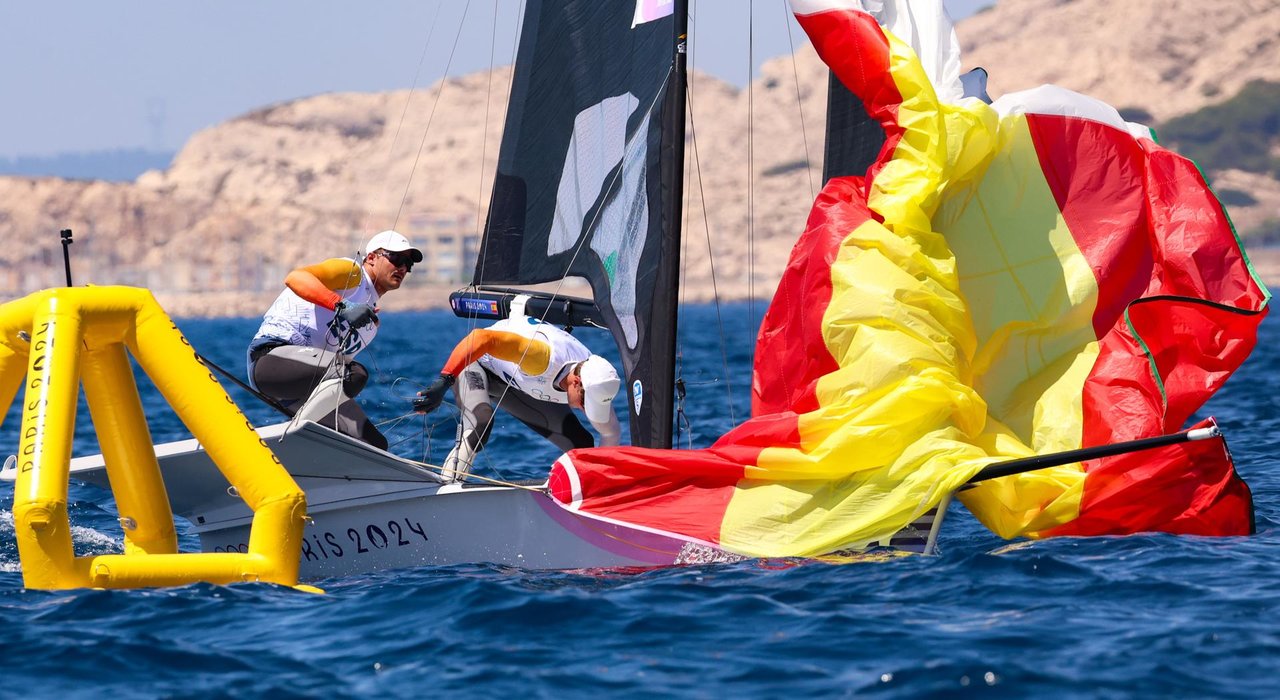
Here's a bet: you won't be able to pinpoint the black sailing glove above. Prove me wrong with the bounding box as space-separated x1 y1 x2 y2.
412 373 455 414
335 300 378 329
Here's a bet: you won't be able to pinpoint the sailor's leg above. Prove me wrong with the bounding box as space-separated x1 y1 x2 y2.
494 385 594 452
341 360 370 397
328 397 389 450
250 345 342 411
328 360 386 448
253 347 385 447
442 364 494 482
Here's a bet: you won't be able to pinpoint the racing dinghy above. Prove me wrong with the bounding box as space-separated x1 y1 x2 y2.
24 0 944 580
7 0 1266 583
60 419 945 579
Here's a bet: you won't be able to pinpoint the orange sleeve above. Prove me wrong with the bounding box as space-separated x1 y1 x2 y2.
442 328 552 377
284 258 364 310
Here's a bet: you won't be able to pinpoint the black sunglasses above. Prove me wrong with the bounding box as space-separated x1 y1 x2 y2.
377 250 415 271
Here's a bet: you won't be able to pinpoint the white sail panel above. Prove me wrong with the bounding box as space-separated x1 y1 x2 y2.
590 109 654 350
632 0 674 28
548 94 639 256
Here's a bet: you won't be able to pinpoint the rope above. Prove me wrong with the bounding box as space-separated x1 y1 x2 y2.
197 353 291 418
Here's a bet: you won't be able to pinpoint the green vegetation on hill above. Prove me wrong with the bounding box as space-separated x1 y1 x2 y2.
1158 80 1280 177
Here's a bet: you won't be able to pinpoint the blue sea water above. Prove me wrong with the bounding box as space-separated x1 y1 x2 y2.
2 302 1279 698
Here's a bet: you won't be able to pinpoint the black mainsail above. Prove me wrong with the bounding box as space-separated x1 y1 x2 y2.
460 0 686 449
822 76 885 184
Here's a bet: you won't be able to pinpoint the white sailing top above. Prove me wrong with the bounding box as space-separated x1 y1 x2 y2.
477 316 591 404
251 258 380 359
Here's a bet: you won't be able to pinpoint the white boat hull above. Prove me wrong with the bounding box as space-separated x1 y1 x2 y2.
62 421 945 581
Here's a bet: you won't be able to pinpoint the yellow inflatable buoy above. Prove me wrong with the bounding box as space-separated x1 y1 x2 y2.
0 286 309 590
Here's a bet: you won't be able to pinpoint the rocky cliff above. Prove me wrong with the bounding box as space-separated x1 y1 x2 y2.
2 0 1277 318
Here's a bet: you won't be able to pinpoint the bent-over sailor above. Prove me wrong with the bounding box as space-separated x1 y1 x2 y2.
413 314 622 482
248 229 423 449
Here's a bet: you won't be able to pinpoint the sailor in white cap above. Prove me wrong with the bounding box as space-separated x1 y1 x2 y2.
413 313 622 482
248 230 423 449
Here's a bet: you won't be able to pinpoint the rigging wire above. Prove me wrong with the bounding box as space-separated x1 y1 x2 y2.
361 0 446 238
377 382 465 461
243 3 451 451
473 0 502 244
266 0 451 452
424 0 527 480
392 0 475 231
445 0 520 482
251 4 827 481
197 353 291 418
314 1 483 468
400 6 700 468
683 80 737 427
469 0 526 308
747 0 756 330
781 0 817 203
674 0 741 438
186 3 545 484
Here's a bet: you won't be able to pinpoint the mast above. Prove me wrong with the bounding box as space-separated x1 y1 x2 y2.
652 0 689 449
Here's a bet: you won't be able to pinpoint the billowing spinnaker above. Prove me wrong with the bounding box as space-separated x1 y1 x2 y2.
547 0 1267 555
947 92 1267 537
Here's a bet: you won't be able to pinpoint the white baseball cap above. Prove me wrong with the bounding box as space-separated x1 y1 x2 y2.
364 230 423 263
579 355 620 423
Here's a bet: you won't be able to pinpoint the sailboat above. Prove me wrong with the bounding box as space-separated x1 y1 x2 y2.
20 0 901 579
3 0 1266 583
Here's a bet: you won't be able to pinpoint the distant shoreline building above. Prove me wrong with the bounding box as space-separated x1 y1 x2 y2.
406 212 480 284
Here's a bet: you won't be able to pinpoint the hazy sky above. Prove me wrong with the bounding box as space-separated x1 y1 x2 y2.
0 0 990 159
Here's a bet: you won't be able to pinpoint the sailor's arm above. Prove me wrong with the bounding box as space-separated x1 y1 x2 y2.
416 328 553 415
285 259 365 310
441 329 551 377
592 411 622 447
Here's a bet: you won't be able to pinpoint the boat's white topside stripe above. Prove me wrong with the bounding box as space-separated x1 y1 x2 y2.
556 454 584 511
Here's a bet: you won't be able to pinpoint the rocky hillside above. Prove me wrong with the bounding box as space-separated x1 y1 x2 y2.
1 0 1277 318
960 0 1280 239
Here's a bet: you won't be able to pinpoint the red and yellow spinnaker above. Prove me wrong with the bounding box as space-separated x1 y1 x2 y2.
546 0 1268 556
